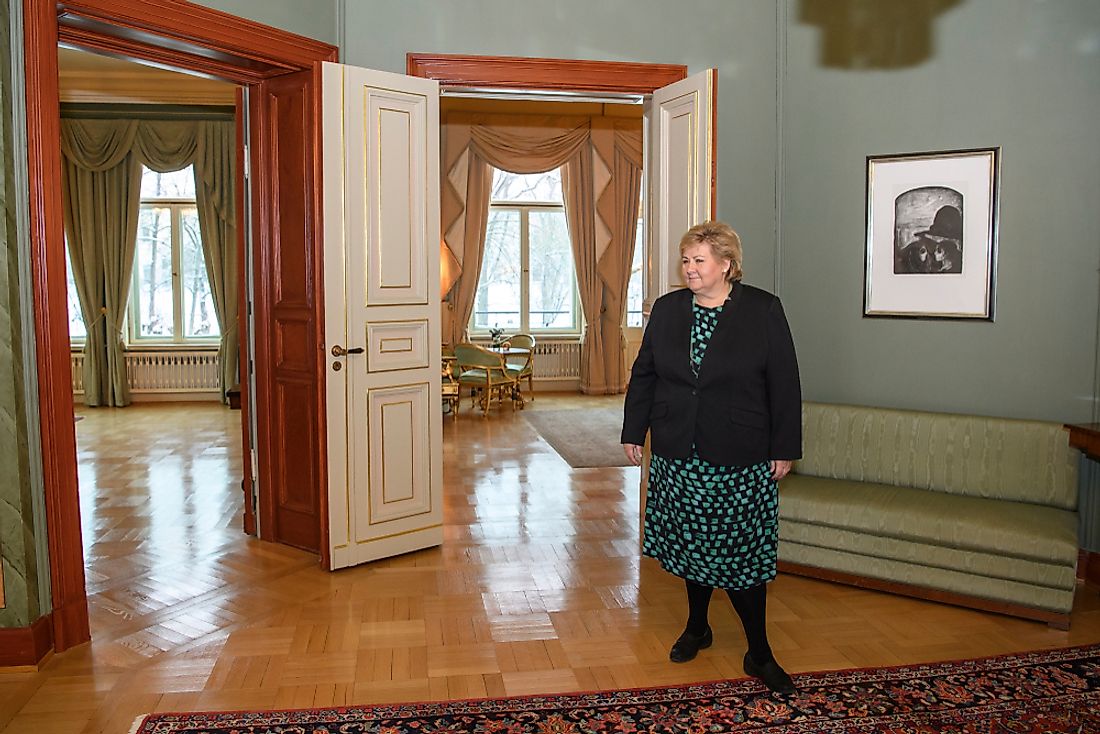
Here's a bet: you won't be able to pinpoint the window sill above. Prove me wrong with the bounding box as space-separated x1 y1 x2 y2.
72 344 220 353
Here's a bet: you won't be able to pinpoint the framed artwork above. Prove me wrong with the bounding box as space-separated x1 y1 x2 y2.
864 147 999 320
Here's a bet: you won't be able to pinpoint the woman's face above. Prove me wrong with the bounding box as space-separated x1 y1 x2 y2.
681 242 731 297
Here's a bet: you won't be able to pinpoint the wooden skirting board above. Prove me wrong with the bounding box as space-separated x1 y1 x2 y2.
0 614 53 667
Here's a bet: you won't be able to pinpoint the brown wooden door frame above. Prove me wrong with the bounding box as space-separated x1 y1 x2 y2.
24 0 336 653
405 53 714 215
25 0 696 657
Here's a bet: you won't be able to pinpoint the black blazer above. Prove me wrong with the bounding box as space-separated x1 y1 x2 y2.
621 283 802 466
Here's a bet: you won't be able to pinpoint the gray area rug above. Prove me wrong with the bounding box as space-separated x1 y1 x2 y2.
523 407 631 468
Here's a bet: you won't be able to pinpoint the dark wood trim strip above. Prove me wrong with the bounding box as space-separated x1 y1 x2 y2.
57 0 336 73
310 62 331 571
235 88 256 537
407 53 687 94
23 0 91 654
57 26 275 86
778 561 1071 630
0 614 54 667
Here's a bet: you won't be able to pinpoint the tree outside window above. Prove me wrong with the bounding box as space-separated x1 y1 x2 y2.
471 168 580 336
129 166 219 344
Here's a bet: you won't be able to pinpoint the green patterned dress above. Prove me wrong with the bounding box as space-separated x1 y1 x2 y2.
642 300 779 590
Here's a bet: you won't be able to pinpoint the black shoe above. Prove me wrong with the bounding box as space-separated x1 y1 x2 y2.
743 652 796 694
669 627 712 663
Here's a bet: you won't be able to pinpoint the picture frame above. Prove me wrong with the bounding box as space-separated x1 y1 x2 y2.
864 147 999 320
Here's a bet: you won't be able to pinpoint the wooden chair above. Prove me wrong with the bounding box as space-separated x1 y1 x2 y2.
453 343 519 414
504 333 536 401
441 346 460 418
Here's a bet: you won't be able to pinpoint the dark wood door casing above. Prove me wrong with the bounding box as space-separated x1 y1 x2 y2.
24 0 336 656
252 70 325 554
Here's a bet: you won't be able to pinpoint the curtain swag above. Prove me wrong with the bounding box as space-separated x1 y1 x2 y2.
442 112 643 393
60 117 237 407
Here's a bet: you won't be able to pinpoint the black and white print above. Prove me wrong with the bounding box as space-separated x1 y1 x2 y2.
893 186 963 275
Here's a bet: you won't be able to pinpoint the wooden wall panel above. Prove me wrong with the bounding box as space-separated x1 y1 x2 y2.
253 69 325 554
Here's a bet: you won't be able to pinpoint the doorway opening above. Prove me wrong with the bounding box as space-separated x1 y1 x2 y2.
27 0 337 655
28 1 700 659
57 45 263 650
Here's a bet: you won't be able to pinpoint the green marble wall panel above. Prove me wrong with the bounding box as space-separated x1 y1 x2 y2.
0 0 42 628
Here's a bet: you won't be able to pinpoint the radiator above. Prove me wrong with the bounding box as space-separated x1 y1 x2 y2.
71 350 220 396
71 342 579 396
530 341 581 381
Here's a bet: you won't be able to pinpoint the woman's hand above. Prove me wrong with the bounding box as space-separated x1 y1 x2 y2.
623 443 644 466
770 459 792 481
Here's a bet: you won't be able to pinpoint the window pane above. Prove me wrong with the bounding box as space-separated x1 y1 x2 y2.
64 246 86 340
134 206 175 339
141 165 196 199
491 168 562 203
626 220 644 327
473 209 521 331
181 208 220 339
529 210 576 330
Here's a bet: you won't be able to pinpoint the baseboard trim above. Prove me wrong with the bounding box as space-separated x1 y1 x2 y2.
777 561 1071 630
0 613 54 667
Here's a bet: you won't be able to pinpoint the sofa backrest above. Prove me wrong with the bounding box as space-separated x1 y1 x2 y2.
795 402 1079 511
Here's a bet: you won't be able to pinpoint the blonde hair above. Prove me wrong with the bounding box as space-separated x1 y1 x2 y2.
679 221 743 283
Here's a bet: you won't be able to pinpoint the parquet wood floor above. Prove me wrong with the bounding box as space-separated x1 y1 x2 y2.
2 395 1098 734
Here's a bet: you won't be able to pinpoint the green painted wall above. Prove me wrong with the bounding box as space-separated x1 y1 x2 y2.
338 0 783 288
0 0 43 628
2 0 1098 627
192 0 338 45
779 0 1100 424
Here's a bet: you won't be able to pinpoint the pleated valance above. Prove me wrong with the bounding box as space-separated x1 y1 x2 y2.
442 111 642 393
61 117 237 406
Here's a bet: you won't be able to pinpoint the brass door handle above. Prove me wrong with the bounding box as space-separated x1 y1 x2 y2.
331 345 365 357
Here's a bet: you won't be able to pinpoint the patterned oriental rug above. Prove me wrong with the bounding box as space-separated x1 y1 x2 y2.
133 644 1100 734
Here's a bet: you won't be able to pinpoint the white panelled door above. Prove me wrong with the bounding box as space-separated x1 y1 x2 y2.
645 69 717 305
639 68 717 528
322 62 442 570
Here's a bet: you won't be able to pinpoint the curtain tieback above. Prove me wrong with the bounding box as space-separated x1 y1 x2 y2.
85 306 108 330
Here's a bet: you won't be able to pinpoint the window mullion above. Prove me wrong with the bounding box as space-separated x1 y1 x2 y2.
172 205 184 344
520 207 530 333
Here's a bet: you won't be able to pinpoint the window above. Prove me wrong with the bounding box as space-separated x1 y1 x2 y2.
471 168 579 336
129 166 219 344
65 246 86 342
626 214 646 328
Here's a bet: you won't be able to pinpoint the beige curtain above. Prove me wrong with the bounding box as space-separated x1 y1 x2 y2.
61 119 142 407
596 127 644 393
194 122 238 401
441 113 590 346
61 117 237 405
560 146 604 393
441 112 642 393
445 151 493 347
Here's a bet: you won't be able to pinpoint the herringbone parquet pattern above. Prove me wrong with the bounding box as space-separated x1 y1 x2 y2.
1 395 1098 734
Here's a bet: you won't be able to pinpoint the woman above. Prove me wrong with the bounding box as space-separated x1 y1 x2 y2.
621 221 801 694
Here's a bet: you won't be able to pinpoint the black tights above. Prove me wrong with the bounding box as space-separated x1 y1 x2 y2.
685 579 773 664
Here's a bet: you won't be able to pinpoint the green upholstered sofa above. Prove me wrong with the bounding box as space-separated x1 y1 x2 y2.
778 402 1080 628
